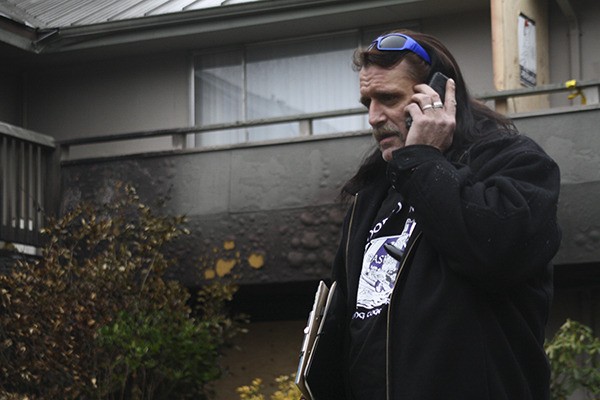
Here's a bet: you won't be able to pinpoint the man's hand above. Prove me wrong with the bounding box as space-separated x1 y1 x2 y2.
404 78 457 153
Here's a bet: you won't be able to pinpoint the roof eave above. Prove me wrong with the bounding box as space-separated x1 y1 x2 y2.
0 15 41 52
1 0 489 55
31 0 416 53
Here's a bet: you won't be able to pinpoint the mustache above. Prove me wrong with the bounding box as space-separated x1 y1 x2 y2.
372 123 402 142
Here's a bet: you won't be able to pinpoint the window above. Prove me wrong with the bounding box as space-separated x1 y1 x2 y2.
193 31 367 146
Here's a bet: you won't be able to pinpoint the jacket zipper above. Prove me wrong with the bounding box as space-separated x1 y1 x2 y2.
385 230 423 400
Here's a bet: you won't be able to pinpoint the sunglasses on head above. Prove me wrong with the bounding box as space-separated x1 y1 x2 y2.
368 33 431 64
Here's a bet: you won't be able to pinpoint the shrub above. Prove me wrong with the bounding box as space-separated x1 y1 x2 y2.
0 184 240 399
545 319 600 400
237 375 301 400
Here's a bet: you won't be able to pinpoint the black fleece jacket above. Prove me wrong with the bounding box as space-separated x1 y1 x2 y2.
329 133 561 400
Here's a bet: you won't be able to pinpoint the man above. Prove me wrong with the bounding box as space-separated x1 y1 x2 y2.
322 29 561 400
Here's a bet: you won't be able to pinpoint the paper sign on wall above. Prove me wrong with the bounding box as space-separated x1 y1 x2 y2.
518 13 537 87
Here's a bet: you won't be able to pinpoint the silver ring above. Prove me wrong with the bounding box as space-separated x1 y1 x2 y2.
432 101 444 109
421 104 433 111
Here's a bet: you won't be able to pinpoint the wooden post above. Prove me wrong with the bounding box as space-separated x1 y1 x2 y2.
490 0 550 114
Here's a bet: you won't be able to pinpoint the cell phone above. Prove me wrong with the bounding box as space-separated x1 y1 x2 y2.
405 71 450 129
428 71 449 103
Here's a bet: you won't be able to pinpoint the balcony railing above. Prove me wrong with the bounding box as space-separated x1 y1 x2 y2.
58 107 370 161
0 122 59 248
57 79 600 162
478 78 600 112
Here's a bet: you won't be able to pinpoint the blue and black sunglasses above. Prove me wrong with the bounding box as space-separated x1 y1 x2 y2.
368 33 431 64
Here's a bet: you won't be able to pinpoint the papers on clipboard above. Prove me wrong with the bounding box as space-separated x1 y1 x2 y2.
295 280 337 400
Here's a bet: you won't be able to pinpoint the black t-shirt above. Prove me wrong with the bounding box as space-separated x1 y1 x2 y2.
348 188 416 400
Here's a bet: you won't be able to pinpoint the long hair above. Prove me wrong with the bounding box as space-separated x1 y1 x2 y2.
341 29 516 197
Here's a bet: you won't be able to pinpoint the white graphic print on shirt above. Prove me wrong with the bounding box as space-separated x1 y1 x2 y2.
354 216 416 317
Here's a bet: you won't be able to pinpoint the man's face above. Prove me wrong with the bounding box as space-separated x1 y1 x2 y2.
359 62 418 162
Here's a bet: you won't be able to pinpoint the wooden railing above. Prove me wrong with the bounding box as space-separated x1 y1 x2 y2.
0 122 59 248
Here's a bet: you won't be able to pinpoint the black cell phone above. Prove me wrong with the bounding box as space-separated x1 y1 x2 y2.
428 71 449 103
405 71 450 129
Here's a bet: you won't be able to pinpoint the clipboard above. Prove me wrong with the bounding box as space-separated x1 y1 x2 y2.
295 281 337 400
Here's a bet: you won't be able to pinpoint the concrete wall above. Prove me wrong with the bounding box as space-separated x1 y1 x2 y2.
60 133 375 287
60 107 600 272
59 106 600 300
514 105 600 266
